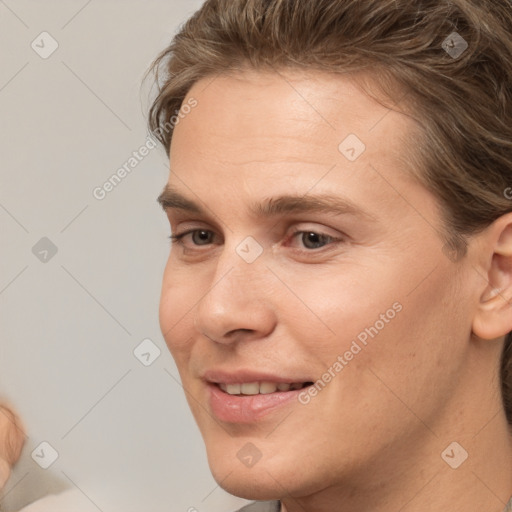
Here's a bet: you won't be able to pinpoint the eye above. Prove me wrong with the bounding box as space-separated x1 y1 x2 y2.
169 229 217 246
290 230 337 250
190 230 215 245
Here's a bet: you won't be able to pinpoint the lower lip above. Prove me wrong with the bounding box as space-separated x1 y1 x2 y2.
208 383 304 423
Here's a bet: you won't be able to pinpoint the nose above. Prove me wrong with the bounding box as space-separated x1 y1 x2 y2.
193 248 277 345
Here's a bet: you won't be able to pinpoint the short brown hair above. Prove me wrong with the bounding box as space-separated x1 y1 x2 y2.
147 0 512 422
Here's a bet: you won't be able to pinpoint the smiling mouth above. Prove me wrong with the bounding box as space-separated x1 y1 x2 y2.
216 381 314 396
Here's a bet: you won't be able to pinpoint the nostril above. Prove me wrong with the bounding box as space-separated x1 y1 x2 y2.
225 328 255 337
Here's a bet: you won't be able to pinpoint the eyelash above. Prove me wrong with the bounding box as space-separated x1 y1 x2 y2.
168 228 343 253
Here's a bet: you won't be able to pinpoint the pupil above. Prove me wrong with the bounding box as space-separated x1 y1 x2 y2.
193 230 211 245
303 232 325 249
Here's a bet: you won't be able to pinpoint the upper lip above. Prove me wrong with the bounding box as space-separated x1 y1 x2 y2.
202 369 312 384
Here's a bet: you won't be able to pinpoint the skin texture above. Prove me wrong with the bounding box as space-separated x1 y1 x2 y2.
159 69 512 512
0 405 24 489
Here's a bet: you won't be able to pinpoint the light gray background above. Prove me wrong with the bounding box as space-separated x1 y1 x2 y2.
0 1 250 511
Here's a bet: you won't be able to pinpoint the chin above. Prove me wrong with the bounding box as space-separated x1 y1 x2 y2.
209 461 285 501
204 438 311 501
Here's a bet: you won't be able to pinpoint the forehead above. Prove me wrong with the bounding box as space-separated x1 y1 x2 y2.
170 69 413 174
165 70 435 225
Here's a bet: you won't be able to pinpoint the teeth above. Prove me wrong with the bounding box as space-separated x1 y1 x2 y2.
219 381 304 395
240 382 260 395
226 383 241 395
259 382 278 394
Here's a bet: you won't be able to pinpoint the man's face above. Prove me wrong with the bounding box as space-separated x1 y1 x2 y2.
159 70 474 499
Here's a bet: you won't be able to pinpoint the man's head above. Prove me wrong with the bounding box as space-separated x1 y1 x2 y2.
149 0 512 506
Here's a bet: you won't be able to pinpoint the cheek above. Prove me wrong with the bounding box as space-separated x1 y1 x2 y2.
280 257 462 392
342 265 465 414
274 262 406 357
158 261 198 354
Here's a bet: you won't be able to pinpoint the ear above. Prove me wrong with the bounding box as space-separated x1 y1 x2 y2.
472 213 512 340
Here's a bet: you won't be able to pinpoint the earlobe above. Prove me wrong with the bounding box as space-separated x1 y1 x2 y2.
473 300 512 340
472 215 512 341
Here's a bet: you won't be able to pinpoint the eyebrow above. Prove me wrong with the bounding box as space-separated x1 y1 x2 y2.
157 185 376 221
